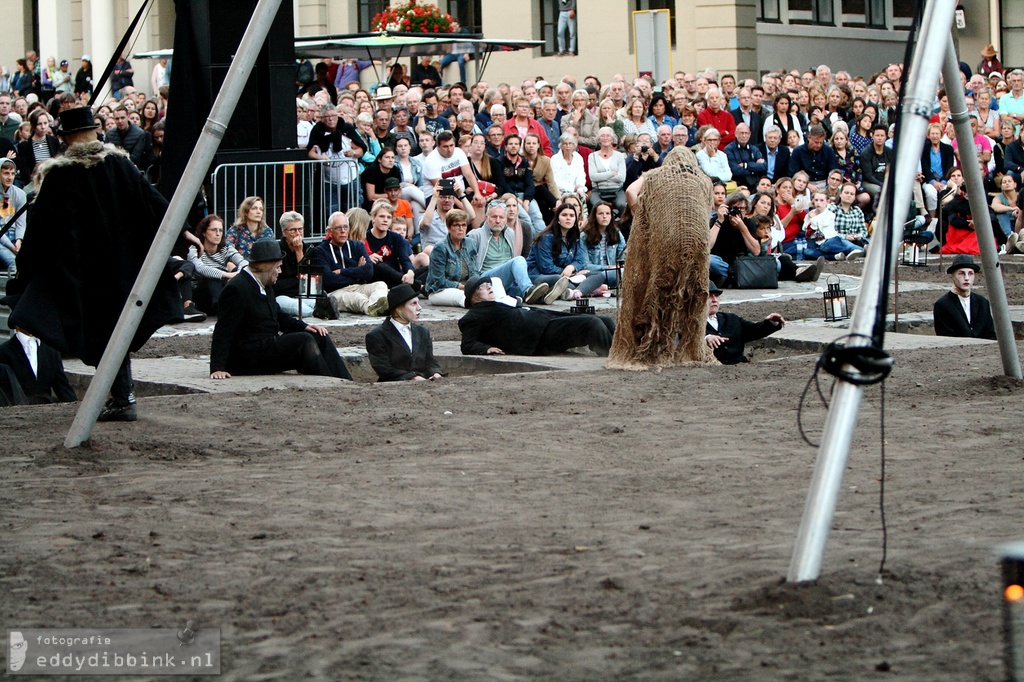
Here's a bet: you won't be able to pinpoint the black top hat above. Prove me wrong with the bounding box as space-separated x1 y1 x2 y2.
248 239 285 263
463 276 492 308
946 254 980 274
56 107 100 136
387 283 418 313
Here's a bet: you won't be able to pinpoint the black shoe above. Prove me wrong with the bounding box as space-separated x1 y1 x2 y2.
313 297 339 320
98 399 138 422
182 303 207 322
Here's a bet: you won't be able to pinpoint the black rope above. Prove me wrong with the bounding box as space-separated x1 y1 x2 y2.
878 381 888 577
91 0 156 104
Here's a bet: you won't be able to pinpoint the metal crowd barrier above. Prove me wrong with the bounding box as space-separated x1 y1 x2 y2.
209 158 361 240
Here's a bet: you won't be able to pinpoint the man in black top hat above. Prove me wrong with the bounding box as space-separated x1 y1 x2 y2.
5 106 184 421
365 283 445 382
704 280 786 364
210 239 352 380
459 276 615 356
932 255 996 340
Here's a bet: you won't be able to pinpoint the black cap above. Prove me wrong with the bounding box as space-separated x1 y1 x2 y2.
946 254 980 274
387 283 418 312
463 276 492 308
248 239 285 263
384 177 402 190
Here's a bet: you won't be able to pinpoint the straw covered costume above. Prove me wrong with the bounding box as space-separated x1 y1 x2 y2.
606 146 718 369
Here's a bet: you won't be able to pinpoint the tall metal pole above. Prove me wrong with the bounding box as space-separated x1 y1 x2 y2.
64 0 286 448
940 37 1022 380
787 0 958 583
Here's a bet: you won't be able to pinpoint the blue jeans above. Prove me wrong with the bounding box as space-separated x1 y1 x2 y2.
817 236 862 259
481 256 533 297
440 53 466 84
709 254 729 280
781 240 824 260
557 10 576 53
276 295 316 318
996 212 1015 238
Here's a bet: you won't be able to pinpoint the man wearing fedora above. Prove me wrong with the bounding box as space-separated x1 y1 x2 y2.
6 106 184 421
932 254 996 340
705 280 786 364
210 239 352 381
365 283 445 382
459 276 615 357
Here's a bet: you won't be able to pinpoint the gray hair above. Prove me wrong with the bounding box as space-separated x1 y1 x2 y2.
541 97 557 106
355 112 373 125
489 103 506 116
764 125 782 137
279 211 304 229
558 132 577 147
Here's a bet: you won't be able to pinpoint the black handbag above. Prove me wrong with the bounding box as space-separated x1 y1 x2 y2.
731 255 779 289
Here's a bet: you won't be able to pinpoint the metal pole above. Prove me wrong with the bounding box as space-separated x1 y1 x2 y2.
64 0 286 448
787 0 958 583
940 37 1022 380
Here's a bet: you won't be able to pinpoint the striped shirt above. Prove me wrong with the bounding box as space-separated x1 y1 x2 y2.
187 245 248 280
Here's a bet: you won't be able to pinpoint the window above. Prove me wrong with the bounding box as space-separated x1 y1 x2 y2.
444 0 483 33
842 0 886 28
788 0 834 26
358 0 389 33
636 0 676 46
760 0 781 23
538 0 559 56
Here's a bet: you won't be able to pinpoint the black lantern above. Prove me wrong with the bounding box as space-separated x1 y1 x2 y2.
296 250 326 321
569 297 595 315
823 275 849 322
997 541 1024 681
901 216 930 266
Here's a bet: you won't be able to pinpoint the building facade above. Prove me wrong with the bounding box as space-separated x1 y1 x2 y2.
0 0 1013 98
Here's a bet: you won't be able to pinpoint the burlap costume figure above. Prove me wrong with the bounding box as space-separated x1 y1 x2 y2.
606 146 719 369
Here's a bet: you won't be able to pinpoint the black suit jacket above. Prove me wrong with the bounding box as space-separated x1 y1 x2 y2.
0 337 76 404
757 143 790 181
365 318 445 381
920 141 956 183
459 302 565 355
732 108 764 146
706 311 782 364
210 271 309 373
932 291 996 340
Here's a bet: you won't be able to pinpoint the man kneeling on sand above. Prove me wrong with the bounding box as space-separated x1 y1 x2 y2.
459 276 615 356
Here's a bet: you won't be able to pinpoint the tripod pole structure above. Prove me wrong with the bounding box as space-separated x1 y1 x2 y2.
940 37 1022 380
64 0 286 448
787 0 958 583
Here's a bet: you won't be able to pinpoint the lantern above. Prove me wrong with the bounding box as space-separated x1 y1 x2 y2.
823 275 848 322
997 541 1024 681
901 215 930 266
297 251 325 299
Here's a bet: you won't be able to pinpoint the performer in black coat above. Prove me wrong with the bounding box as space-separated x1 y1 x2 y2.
459 276 615 356
704 280 785 364
6 107 183 421
0 331 76 404
210 240 352 380
932 255 997 340
365 284 445 382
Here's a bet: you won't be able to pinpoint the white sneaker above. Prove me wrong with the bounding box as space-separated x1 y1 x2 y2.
834 252 846 261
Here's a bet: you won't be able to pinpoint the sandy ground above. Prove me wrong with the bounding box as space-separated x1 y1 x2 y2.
2 259 1024 681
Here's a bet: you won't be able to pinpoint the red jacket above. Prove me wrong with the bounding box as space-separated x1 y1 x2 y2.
697 107 737 147
503 117 553 156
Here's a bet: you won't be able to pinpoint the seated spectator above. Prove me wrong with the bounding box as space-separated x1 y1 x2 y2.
419 181 477 255
422 130 480 198
805 190 865 260
724 122 766 190
0 328 76 404
772 177 810 258
859 123 895 204
587 126 627 214
829 182 870 248
425 208 481 307
14 109 58 186
274 211 315 318
748 193 822 281
1003 123 1024 185
950 115 993 176
360 145 402 210
459 276 615 357
226 195 274 259
704 279 785 364
188 214 248 314
523 132 560 226
933 255 996 339
365 283 445 382
0 159 27 270
763 92 804 148
465 200 547 302
695 126 733 185
210 239 352 381
528 202 604 300
758 125 790 181
992 174 1020 240
709 191 760 287
467 132 506 199
364 199 418 289
312 210 389 318
394 136 427 224
566 89 599 149
581 200 627 293
550 133 588 197
940 176 986 255
789 124 837 187
624 132 661 189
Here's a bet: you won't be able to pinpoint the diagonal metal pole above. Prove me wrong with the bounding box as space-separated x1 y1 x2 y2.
65 0 286 448
787 0 957 583
940 37 1022 380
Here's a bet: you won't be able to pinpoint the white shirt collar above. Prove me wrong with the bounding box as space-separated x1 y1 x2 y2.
244 268 267 296
392 318 413 351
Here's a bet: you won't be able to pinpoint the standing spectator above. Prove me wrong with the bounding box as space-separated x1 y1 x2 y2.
110 55 134 100
731 87 764 146
998 70 1024 131
538 98 561 153
763 92 803 147
695 127 732 185
0 93 19 142
422 130 481 198
52 60 74 96
15 109 58 186
306 104 365 215
859 123 895 204
150 58 168 95
588 126 626 213
697 89 737 147
556 0 577 56
411 56 442 89
334 58 374 91
978 45 1003 78
503 96 552 156
105 106 152 171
